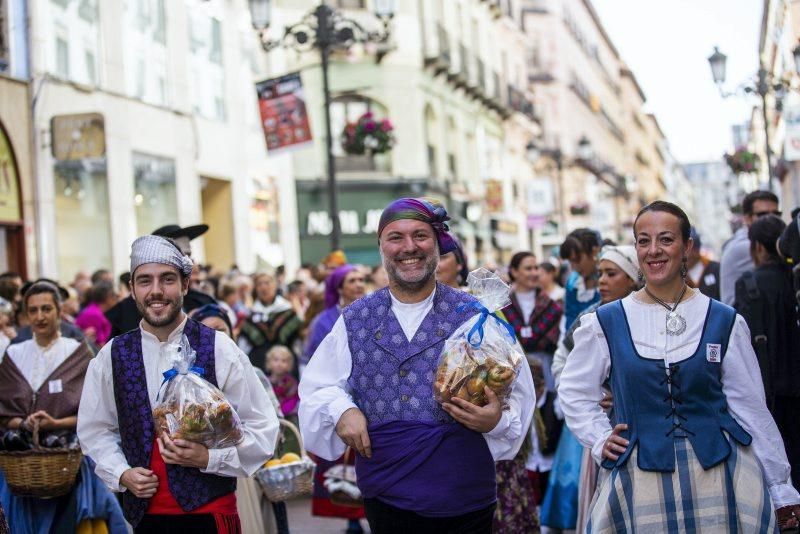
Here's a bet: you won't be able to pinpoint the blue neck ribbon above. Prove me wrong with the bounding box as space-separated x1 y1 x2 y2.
456 301 517 348
156 366 205 401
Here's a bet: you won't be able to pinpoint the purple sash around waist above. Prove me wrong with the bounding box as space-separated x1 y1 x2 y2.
355 421 496 517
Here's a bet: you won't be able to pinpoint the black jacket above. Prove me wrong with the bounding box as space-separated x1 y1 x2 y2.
105 290 216 338
735 263 800 398
696 261 721 301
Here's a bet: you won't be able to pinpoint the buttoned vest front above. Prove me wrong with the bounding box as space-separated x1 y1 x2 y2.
596 299 752 472
344 283 478 424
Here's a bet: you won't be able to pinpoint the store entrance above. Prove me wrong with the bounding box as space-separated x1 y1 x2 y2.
200 177 234 271
0 224 26 277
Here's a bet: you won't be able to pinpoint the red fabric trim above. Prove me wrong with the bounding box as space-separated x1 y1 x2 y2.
311 497 366 519
146 439 237 515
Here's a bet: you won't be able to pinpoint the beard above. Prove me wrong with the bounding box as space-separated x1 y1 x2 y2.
382 248 439 293
134 293 183 328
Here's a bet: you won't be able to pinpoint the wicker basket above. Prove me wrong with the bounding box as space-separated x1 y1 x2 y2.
325 447 363 508
255 419 314 502
0 423 83 498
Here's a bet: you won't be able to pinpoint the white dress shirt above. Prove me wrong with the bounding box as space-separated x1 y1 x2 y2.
7 336 80 391
77 318 280 493
298 288 536 462
558 291 800 508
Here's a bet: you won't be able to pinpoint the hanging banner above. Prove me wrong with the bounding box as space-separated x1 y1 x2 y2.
0 123 21 222
255 72 313 155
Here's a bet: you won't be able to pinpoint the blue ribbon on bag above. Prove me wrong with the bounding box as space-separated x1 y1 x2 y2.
156 366 205 401
456 301 517 348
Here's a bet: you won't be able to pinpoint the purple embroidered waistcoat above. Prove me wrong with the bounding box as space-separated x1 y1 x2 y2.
345 283 478 425
110 319 237 527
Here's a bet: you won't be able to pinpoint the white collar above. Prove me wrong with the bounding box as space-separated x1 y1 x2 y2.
389 286 436 309
140 315 188 344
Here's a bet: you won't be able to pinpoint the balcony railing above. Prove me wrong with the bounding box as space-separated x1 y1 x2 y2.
507 84 536 120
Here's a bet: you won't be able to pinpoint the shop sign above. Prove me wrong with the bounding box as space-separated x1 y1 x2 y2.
485 179 504 213
51 113 105 161
306 208 384 236
526 178 554 216
0 123 21 222
255 72 313 155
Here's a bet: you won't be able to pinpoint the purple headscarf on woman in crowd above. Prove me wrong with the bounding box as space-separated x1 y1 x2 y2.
324 264 357 309
304 264 357 364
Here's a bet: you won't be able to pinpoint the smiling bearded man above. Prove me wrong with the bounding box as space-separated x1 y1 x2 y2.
299 197 535 533
77 235 279 534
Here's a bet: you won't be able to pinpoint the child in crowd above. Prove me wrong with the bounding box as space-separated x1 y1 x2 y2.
266 345 300 455
527 357 564 507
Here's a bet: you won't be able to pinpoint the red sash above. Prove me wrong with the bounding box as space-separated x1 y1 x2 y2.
146 439 239 531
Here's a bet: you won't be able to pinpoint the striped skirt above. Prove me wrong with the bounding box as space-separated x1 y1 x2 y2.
586 437 777 533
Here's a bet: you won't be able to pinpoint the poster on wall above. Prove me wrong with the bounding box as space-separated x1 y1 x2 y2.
255 72 313 155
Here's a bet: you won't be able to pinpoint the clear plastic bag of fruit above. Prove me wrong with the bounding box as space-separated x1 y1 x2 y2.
433 268 524 407
152 335 244 449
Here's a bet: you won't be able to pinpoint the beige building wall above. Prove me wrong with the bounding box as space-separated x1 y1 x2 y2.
0 75 37 277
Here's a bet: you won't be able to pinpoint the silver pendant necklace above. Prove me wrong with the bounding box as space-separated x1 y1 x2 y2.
644 284 688 336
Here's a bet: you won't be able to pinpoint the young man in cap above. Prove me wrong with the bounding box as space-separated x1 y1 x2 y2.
106 224 216 336
78 235 279 533
300 198 535 532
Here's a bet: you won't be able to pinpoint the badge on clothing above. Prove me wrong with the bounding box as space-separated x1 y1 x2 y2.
48 379 63 394
706 343 721 363
520 326 532 338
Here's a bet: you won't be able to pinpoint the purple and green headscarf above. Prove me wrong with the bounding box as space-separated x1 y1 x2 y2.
377 197 457 254
325 264 358 309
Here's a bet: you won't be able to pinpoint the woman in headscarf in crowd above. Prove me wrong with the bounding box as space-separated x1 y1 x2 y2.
303 264 368 533
560 202 800 531
540 228 602 531
0 281 126 533
192 303 288 534
237 272 303 372
492 251 562 532
551 245 640 532
735 215 800 491
303 265 366 364
435 235 469 288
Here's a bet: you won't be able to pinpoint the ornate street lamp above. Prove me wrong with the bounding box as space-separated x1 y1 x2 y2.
707 45 797 192
248 0 395 250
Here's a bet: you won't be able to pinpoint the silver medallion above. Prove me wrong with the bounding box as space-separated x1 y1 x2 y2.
666 311 687 336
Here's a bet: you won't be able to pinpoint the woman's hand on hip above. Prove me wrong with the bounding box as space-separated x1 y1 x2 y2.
602 423 629 462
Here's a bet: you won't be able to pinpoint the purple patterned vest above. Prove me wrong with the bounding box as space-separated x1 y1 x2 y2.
110 319 237 527
345 283 478 424
344 284 498 516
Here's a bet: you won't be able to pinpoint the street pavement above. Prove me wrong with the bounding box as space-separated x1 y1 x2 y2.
286 497 371 533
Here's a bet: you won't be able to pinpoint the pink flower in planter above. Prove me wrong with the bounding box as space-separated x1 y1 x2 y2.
364 120 377 132
380 120 393 132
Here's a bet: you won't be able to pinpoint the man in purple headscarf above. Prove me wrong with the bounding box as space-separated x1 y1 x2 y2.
300 198 535 532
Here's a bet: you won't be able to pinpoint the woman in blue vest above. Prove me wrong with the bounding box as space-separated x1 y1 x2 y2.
559 201 800 532
539 229 602 530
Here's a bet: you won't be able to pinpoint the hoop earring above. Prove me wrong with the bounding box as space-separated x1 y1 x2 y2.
637 269 644 283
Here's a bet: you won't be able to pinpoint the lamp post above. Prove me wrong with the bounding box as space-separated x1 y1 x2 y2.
248 0 394 251
707 46 800 193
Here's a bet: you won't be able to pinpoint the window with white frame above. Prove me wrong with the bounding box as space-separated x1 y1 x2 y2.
124 0 169 106
187 5 226 121
47 0 99 84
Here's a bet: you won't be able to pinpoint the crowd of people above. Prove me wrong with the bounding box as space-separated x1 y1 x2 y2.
0 193 797 533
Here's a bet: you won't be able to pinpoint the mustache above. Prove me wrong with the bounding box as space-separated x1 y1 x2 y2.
392 253 427 261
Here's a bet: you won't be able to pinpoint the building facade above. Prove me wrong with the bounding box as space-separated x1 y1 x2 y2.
522 0 667 245
0 0 35 278
28 0 294 282
267 0 539 267
683 161 736 256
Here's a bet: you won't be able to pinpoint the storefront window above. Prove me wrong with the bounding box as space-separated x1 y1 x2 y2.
133 152 177 235
54 159 112 280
